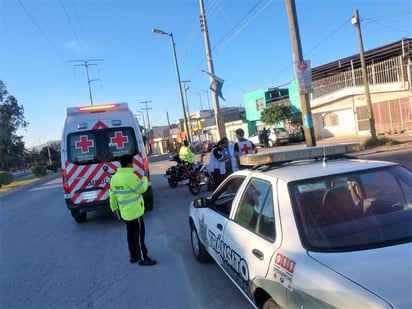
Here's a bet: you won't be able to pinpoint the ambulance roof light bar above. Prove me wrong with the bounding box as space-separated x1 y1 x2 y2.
66 103 129 115
240 144 361 166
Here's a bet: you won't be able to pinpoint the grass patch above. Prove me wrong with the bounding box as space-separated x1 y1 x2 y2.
0 176 42 193
362 137 400 149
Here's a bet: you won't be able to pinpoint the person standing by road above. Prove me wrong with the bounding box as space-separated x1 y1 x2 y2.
109 154 156 266
221 136 235 176
262 127 269 148
234 128 258 170
208 138 231 187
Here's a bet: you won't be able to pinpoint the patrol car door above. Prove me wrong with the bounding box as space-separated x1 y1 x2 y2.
223 177 280 299
206 176 247 266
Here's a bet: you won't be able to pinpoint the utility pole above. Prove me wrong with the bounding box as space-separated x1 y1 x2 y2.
198 92 203 110
285 0 316 147
202 90 212 118
199 0 225 140
136 110 146 132
181 80 193 141
140 100 152 144
351 9 377 140
69 59 103 106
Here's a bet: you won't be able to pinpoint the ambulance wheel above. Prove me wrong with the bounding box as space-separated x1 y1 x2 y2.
71 210 87 223
190 225 211 263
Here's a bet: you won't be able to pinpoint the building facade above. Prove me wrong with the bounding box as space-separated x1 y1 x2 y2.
242 38 411 139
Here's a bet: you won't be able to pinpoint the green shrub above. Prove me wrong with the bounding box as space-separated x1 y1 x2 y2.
362 137 399 149
0 171 14 187
46 164 59 172
30 165 47 177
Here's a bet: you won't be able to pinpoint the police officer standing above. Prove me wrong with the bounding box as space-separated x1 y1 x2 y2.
109 154 156 266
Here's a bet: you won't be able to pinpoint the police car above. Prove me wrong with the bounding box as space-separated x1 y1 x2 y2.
188 145 412 309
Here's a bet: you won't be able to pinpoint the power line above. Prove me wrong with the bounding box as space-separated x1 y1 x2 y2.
59 0 87 59
17 0 66 63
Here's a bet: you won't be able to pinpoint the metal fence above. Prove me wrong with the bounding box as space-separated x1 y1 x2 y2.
312 56 407 99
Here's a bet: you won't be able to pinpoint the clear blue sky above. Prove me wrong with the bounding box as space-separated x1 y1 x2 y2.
1 0 411 147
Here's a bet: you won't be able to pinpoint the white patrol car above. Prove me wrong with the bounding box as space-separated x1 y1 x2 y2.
188 145 412 309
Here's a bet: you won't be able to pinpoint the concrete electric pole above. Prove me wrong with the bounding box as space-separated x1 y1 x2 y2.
140 100 152 140
351 9 377 140
199 0 225 140
181 80 193 141
285 0 316 147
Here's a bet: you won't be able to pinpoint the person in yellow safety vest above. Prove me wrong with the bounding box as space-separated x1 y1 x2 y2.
179 140 195 163
109 154 156 266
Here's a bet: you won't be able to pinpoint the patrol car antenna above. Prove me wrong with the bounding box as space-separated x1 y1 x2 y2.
321 113 326 167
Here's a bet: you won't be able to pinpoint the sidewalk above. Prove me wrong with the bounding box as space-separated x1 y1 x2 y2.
313 131 412 155
150 131 412 163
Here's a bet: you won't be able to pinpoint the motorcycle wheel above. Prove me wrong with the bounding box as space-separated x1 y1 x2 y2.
168 177 178 188
188 175 201 195
207 175 216 191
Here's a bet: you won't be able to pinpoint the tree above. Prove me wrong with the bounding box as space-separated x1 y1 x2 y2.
0 80 29 170
260 104 293 126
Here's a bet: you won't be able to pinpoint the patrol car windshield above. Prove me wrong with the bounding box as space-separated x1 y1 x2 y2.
290 165 412 252
67 127 138 165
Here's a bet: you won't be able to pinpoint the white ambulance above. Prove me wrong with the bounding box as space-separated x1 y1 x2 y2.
61 103 153 223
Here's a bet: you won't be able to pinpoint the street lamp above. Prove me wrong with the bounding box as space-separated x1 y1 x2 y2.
152 28 191 144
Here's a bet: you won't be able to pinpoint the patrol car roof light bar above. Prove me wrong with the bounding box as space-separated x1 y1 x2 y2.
240 144 361 166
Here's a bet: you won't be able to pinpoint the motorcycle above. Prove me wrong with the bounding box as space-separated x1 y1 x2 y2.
164 154 194 188
188 152 215 195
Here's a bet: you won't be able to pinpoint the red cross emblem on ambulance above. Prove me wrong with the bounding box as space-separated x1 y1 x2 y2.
110 131 129 149
75 135 94 153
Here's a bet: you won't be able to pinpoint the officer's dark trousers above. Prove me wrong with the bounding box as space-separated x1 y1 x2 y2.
125 216 148 261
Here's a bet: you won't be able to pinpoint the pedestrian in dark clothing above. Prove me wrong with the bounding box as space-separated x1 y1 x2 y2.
262 127 269 148
109 154 156 266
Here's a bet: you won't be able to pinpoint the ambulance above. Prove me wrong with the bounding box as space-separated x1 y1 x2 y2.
61 103 153 223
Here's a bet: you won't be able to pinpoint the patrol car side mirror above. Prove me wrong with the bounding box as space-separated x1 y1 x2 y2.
193 198 209 208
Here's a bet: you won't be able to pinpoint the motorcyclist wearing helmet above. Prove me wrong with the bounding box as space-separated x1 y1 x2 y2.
179 140 195 164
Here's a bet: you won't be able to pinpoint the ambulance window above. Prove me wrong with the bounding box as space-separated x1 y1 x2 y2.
68 133 97 164
107 128 137 160
67 128 138 164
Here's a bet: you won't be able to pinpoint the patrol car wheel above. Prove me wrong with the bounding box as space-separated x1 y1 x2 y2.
262 298 281 309
71 210 87 223
190 225 211 263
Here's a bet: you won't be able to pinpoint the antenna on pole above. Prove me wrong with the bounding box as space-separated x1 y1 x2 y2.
69 59 103 105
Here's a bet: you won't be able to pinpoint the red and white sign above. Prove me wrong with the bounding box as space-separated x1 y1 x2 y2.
294 60 312 94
